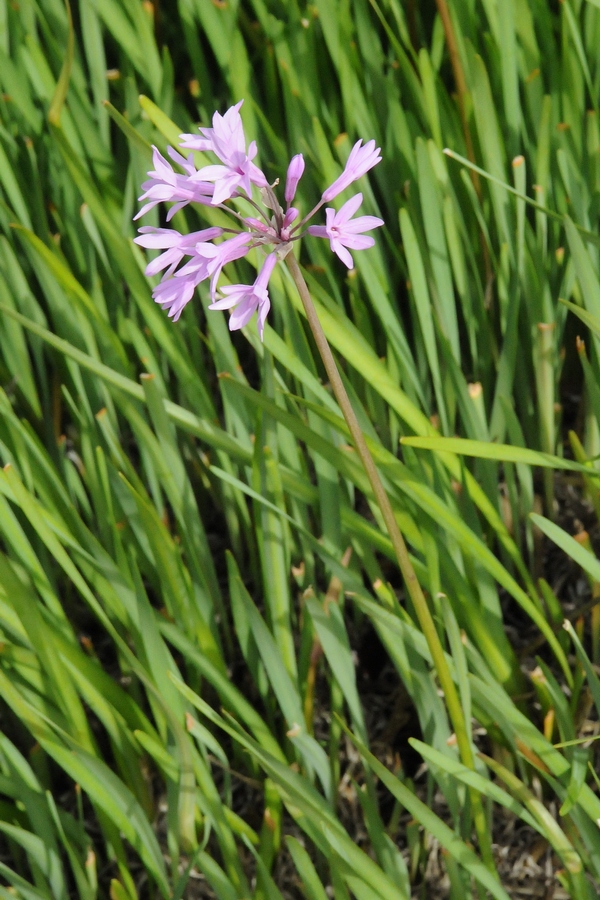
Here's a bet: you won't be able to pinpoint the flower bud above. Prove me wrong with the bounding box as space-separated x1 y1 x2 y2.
321 139 381 202
245 217 272 234
283 207 299 227
285 154 305 204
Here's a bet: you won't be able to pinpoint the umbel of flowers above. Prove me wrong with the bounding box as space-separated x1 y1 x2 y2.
135 101 383 339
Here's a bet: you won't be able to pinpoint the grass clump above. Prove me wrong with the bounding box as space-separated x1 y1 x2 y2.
0 1 600 898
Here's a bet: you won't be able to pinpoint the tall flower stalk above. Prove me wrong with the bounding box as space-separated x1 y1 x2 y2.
135 100 496 872
285 252 495 872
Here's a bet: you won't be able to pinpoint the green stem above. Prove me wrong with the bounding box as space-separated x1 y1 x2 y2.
286 250 496 873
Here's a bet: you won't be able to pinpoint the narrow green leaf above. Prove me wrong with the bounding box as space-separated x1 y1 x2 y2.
103 100 152 154
48 0 74 125
0 822 66 900
482 753 586 890
531 513 600 584
399 207 448 432
286 836 329 900
48 745 169 898
560 296 600 340
306 595 367 742
342 728 511 900
401 435 598 475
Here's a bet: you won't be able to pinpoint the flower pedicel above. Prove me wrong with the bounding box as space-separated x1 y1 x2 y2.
135 101 382 339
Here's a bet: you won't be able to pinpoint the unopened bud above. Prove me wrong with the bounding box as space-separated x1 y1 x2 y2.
285 154 305 204
283 207 299 227
245 216 271 234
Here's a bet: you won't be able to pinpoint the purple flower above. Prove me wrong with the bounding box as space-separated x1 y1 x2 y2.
285 154 305 205
209 252 278 339
322 139 381 202
180 100 268 204
180 100 244 156
308 193 383 269
139 231 252 321
135 100 385 339
152 275 199 322
175 232 253 301
134 146 214 221
134 226 223 277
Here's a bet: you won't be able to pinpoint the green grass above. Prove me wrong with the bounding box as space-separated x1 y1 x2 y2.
0 0 600 897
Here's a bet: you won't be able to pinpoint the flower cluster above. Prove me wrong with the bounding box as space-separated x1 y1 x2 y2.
135 101 383 339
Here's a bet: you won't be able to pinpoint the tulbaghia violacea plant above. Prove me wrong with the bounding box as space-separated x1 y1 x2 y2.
134 100 383 338
134 103 492 864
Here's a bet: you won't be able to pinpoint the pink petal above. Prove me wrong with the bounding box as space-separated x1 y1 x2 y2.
330 239 354 269
229 299 257 331
134 201 159 220
146 249 181 276
134 228 182 249
249 161 268 187
257 297 270 339
179 133 213 151
208 289 249 311
307 225 329 238
166 202 191 221
335 192 363 225
196 164 230 182
345 139 364 169
340 215 384 234
212 172 242 205
338 234 375 251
